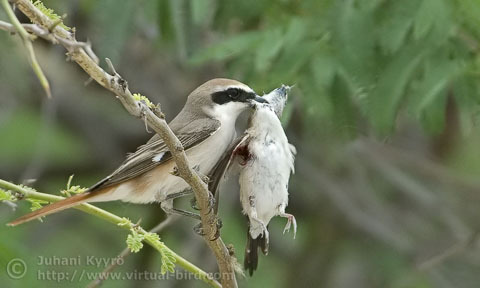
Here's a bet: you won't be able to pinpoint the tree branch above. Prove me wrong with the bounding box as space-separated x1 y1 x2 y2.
3 0 238 286
0 179 220 288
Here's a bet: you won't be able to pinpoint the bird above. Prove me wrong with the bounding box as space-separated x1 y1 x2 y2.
208 85 297 275
8 78 267 227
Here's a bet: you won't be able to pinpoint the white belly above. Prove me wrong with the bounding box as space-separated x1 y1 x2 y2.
239 137 291 231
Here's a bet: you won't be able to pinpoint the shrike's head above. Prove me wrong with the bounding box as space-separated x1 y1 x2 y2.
186 78 266 121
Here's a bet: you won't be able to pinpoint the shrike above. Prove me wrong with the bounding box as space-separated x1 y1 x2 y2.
9 78 266 226
209 85 296 275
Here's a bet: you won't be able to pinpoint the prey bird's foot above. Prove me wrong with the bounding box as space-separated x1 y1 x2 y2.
280 213 297 239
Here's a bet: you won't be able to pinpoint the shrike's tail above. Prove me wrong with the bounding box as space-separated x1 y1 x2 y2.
8 191 97 226
244 219 269 276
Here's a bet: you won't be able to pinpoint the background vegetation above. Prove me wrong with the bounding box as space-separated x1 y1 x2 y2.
2 0 480 287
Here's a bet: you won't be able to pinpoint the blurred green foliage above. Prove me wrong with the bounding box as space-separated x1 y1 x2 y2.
191 0 480 136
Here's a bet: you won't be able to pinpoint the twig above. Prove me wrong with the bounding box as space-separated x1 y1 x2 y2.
0 20 99 63
0 179 220 287
6 1 238 286
0 0 51 98
87 216 179 288
417 231 479 271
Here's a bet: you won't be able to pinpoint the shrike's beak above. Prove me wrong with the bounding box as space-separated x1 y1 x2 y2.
253 95 268 103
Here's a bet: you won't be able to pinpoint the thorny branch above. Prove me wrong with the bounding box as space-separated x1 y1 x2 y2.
2 0 238 287
0 180 220 288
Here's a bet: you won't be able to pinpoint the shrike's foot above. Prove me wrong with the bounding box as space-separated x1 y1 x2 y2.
280 213 297 239
193 222 205 236
192 216 223 240
207 191 216 214
191 165 209 183
189 192 215 213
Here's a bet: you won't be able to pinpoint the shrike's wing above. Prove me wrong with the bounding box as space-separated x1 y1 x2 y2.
208 133 249 213
90 118 221 191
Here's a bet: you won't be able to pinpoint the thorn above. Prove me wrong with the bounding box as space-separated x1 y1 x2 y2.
153 105 165 119
84 77 93 86
105 58 117 75
48 18 63 32
143 113 151 133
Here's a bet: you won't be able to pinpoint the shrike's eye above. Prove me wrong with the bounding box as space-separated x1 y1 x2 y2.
228 88 240 99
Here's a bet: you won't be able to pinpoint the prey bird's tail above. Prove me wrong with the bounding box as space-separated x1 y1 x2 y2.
8 192 96 226
244 218 269 276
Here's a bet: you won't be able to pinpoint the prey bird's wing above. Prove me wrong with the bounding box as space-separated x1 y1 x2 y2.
90 118 221 191
208 133 249 213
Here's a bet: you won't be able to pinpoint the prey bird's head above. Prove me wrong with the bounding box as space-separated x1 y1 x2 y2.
186 78 265 121
256 84 291 118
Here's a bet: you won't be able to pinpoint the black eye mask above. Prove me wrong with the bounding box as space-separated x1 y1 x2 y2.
211 88 256 105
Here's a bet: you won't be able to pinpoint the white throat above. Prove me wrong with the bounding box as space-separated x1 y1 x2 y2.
205 102 249 126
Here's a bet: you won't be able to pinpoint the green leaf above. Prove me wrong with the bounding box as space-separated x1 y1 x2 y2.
27 199 49 212
331 0 376 90
282 17 310 51
32 0 71 31
190 31 262 64
414 0 450 42
329 74 357 139
144 232 160 242
126 230 145 253
420 91 447 134
0 189 15 201
368 43 426 133
254 28 284 72
376 0 420 53
414 56 464 116
160 248 177 274
133 93 156 109
92 0 135 63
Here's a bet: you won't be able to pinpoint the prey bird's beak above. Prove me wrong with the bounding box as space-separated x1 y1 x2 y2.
275 85 291 99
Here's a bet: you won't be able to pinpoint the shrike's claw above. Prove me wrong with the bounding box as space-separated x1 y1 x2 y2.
193 223 205 236
281 213 297 239
189 192 215 213
192 216 223 240
207 192 216 214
